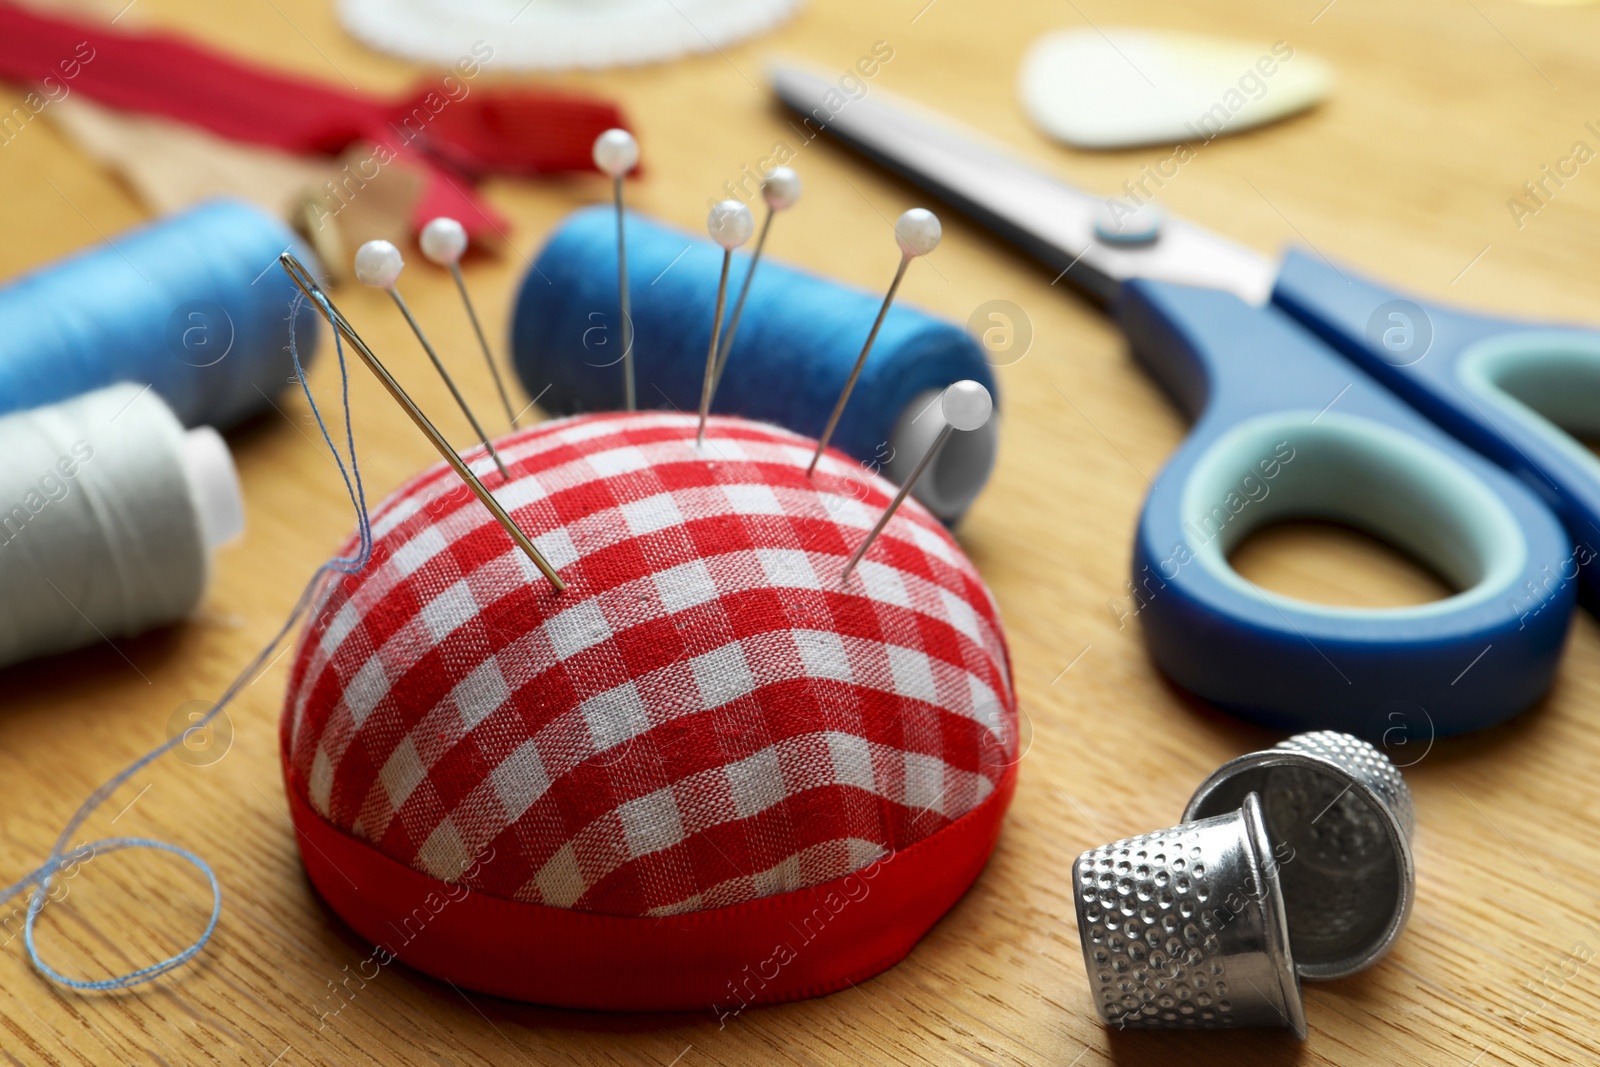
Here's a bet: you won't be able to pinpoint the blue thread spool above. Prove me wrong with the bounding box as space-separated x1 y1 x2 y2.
510 206 999 520
0 198 320 429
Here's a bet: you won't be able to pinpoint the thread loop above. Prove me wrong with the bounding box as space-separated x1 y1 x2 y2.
1 288 370 991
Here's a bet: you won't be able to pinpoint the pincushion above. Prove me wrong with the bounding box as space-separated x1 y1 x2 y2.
281 411 1017 1010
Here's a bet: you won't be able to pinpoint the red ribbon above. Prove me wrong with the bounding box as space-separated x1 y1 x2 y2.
0 2 628 237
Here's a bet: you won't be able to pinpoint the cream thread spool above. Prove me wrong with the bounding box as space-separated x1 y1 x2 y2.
0 383 244 669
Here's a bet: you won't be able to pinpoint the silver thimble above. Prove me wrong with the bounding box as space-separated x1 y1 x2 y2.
1183 730 1415 980
1072 792 1307 1038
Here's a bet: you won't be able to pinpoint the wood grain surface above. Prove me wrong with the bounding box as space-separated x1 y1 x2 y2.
3 0 1600 1064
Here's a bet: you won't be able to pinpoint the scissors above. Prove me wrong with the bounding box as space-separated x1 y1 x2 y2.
771 64 1600 737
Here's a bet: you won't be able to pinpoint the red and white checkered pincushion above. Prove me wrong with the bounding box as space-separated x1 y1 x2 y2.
281 412 1017 1010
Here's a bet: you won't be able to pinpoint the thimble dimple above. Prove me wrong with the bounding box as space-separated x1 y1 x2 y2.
1183 731 1415 980
1072 792 1307 1038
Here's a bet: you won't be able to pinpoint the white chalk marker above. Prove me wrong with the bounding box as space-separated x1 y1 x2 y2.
841 380 991 581
808 207 942 476
420 217 521 430
710 166 802 392
355 239 510 479
697 199 755 448
593 128 640 411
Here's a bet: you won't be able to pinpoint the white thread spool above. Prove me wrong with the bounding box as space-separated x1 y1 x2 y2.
0 383 243 668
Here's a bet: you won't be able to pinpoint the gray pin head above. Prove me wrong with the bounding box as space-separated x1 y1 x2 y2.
592 128 639 177
894 207 941 258
940 380 992 431
707 199 755 250
761 166 803 211
354 240 404 289
420 217 468 265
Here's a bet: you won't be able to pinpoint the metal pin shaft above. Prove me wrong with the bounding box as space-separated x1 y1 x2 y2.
808 255 910 476
447 262 519 430
386 288 510 480
279 254 566 594
709 207 773 394
697 249 734 448
615 176 636 413
841 422 952 581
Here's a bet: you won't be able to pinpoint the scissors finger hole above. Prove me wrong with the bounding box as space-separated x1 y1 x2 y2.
1230 521 1454 607
1181 412 1527 617
1460 332 1600 462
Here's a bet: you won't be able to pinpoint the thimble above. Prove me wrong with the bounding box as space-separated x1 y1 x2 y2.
1072 792 1307 1038
1183 731 1415 980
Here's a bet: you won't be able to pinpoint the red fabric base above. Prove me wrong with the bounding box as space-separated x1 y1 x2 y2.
285 761 1015 1013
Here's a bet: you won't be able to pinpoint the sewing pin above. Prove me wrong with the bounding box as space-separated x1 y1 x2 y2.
710 166 802 393
840 380 990 582
420 217 520 431
697 199 755 448
808 208 942 477
279 253 565 593
354 240 510 480
593 128 640 412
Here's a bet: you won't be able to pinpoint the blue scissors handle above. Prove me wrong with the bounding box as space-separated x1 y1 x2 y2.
1119 278 1575 737
762 67 1582 735
1275 249 1600 605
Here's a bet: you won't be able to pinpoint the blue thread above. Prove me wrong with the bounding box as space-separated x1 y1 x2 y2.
0 198 321 429
0 288 369 991
510 207 997 463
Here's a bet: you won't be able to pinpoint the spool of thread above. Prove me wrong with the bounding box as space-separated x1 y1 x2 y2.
0 198 320 430
2 306 342 995
511 206 999 520
0 383 244 669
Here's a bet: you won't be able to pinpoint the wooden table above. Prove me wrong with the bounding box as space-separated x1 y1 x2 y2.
4 0 1600 1063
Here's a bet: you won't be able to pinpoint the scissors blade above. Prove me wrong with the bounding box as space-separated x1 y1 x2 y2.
770 63 1276 307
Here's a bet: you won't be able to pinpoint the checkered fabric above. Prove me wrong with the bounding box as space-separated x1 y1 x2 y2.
282 412 1015 918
